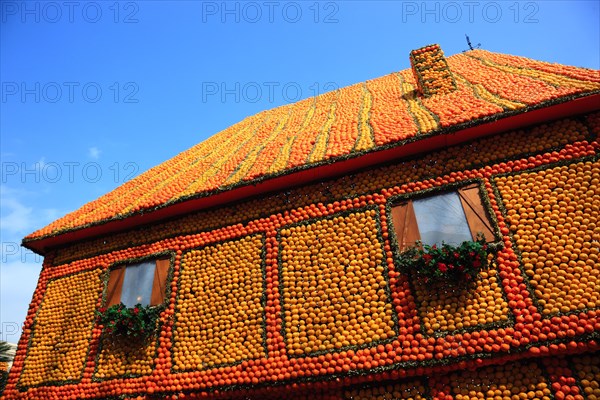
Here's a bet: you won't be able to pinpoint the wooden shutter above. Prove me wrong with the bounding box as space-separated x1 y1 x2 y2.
458 184 495 242
390 201 421 251
150 258 171 306
106 267 126 307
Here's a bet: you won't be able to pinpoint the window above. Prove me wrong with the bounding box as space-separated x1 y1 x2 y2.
105 258 171 307
390 183 496 251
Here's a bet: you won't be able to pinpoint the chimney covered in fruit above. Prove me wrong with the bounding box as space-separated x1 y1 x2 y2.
410 44 458 97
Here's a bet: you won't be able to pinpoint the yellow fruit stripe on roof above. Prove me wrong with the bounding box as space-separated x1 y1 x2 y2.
243 109 294 181
364 74 417 144
205 112 283 190
179 114 269 198
288 90 337 168
354 83 375 152
325 83 363 157
307 90 338 163
470 55 600 91
137 117 260 207
224 107 293 185
422 72 504 128
267 97 316 174
26 50 600 241
470 49 600 82
247 101 307 180
452 72 525 111
397 71 439 133
448 55 600 106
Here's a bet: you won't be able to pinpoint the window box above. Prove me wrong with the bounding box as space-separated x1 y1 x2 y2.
97 303 163 341
389 183 498 284
395 234 491 283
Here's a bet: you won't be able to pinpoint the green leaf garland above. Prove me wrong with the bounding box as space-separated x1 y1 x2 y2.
396 233 491 284
97 303 162 341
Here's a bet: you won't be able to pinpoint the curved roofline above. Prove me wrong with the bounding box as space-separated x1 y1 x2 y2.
23 92 600 256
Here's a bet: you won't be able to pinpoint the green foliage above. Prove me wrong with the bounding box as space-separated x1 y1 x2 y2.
0 340 11 396
97 303 162 341
0 341 11 363
0 370 7 396
396 233 491 284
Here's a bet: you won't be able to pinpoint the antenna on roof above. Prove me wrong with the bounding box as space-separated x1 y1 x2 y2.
463 34 481 52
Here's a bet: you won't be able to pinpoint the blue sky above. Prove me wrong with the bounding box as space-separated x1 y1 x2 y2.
1 0 599 343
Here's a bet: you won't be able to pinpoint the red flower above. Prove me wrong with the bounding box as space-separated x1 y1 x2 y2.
134 307 140 314
438 263 448 272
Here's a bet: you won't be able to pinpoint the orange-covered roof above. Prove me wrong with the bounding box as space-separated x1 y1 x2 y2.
24 48 600 250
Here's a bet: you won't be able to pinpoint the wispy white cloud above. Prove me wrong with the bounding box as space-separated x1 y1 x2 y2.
88 147 101 160
0 185 59 235
0 187 34 234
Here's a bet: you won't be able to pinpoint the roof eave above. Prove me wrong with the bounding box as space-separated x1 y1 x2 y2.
23 92 600 257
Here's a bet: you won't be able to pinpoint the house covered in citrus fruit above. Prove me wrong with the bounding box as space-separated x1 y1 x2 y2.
4 45 600 400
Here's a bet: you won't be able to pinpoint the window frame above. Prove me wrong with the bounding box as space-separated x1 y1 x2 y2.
105 253 174 308
387 181 499 253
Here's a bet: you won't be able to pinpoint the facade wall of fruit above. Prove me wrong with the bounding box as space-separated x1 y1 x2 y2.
3 110 600 399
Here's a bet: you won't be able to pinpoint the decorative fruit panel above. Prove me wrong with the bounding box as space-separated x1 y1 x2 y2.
17 269 104 388
278 208 396 356
494 161 600 316
172 235 267 372
411 265 511 336
94 329 159 380
3 113 599 399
